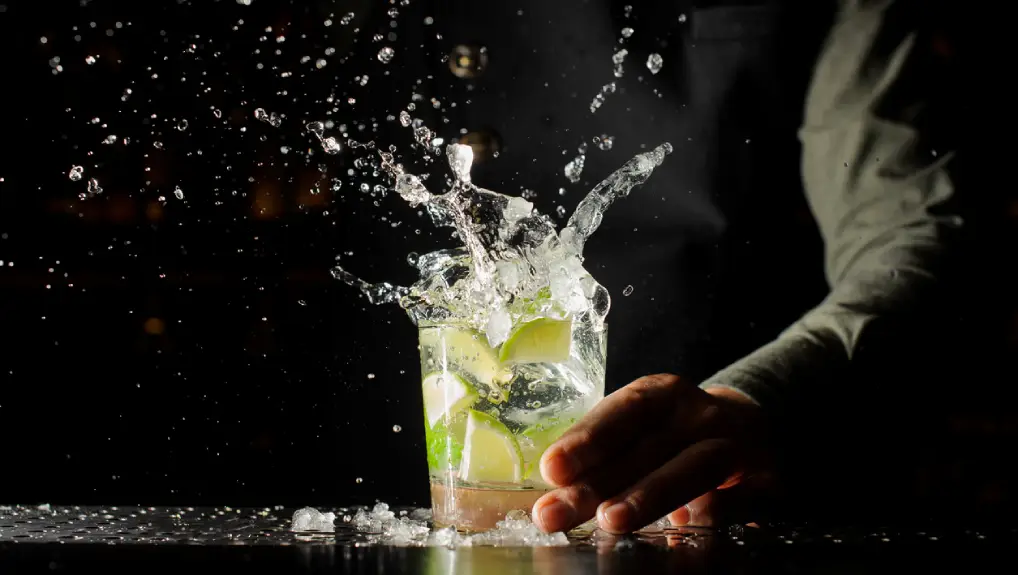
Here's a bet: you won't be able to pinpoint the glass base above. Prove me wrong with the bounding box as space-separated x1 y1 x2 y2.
430 480 548 532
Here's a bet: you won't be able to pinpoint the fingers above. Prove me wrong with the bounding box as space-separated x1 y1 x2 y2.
596 438 740 534
667 491 728 528
668 471 775 528
541 374 685 486
532 431 678 533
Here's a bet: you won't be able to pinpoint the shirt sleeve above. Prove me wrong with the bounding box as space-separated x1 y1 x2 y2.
699 0 961 411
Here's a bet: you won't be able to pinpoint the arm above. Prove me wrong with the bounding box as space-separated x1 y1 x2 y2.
700 0 961 411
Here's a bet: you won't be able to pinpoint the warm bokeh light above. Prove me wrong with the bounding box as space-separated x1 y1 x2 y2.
143 317 165 335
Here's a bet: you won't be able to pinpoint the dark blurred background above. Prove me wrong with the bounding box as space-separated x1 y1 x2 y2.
0 0 1014 520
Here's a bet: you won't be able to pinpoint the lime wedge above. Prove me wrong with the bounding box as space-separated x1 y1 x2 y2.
519 417 577 480
420 327 505 387
498 318 573 364
422 372 478 428
459 410 523 483
425 412 468 471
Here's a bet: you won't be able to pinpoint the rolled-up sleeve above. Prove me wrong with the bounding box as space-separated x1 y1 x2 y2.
700 0 961 411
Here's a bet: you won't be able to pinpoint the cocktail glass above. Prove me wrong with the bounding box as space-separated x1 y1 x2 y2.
419 319 607 531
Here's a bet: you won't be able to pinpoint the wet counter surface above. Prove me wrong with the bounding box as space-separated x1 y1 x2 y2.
1 505 1014 574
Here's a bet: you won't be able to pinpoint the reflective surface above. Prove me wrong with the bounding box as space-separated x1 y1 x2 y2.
2 505 1016 574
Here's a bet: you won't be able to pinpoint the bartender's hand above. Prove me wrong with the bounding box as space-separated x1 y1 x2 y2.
531 374 774 534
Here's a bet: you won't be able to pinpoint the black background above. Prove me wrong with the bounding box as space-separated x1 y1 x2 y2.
1 0 1015 518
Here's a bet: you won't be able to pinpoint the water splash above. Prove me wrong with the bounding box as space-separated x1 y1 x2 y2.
332 141 672 345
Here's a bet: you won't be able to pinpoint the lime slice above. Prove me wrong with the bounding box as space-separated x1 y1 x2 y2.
422 372 478 428
420 327 505 387
519 417 577 480
425 412 468 471
459 410 523 483
498 318 573 364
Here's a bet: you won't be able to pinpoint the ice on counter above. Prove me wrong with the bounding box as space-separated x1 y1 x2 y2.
290 507 336 532
291 502 570 547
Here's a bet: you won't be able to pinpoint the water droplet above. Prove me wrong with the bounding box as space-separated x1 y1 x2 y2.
377 46 395 64
321 137 342 155
646 53 664 75
594 134 614 151
176 119 189 131
173 186 184 200
620 27 634 38
306 121 324 136
254 108 282 127
564 154 585 183
612 49 628 78
315 58 327 69
86 178 102 196
590 82 616 113
213 108 222 119
153 141 164 150
407 252 419 266
399 111 412 127
555 205 567 218
355 477 363 484
68 166 84 182
678 13 687 23
392 425 402 433
102 135 117 145
367 373 376 379
85 55 97 65
622 285 634 296
340 12 355 25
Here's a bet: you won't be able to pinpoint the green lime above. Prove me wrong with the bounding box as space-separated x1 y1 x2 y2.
498 318 573 364
420 327 507 387
422 372 478 428
458 410 524 483
425 411 467 471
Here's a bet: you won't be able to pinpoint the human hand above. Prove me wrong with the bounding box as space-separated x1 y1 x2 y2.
531 374 775 534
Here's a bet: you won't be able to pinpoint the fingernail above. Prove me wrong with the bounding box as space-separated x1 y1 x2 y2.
540 451 578 486
538 500 574 532
600 501 634 532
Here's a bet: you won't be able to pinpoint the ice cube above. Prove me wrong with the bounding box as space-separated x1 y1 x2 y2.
503 196 534 225
485 306 512 348
291 507 336 532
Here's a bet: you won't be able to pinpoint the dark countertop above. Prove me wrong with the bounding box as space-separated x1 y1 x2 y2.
2 505 1014 574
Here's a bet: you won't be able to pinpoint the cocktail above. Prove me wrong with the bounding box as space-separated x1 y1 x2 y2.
333 141 671 532
420 315 606 530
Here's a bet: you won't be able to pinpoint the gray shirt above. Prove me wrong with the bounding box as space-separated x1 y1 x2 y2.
700 0 960 410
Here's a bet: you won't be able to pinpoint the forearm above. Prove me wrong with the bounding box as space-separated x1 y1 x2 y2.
701 0 960 411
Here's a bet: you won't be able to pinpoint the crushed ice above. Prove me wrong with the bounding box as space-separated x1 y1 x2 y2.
291 507 336 532
290 503 569 547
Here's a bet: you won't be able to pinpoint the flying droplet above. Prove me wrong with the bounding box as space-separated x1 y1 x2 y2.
622 285 634 296
377 46 395 64
646 53 664 75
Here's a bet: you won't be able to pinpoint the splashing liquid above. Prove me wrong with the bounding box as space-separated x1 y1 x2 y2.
332 142 672 346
